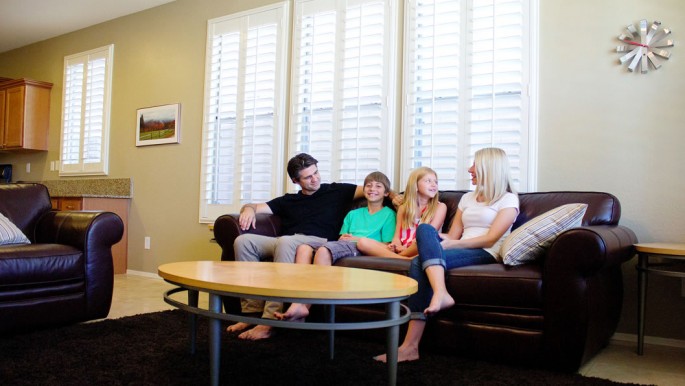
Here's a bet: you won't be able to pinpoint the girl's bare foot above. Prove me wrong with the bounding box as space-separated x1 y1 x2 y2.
274 303 309 322
226 322 251 333
424 291 455 316
373 345 420 363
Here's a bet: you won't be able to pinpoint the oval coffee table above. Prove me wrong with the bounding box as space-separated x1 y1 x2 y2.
158 261 418 386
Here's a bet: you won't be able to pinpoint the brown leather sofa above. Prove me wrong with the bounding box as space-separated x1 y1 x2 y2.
0 183 124 333
213 191 637 372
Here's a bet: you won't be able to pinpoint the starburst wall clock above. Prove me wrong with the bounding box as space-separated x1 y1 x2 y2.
616 19 674 73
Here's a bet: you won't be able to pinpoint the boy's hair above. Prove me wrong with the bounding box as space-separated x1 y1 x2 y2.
363 171 391 194
287 153 318 180
400 166 440 229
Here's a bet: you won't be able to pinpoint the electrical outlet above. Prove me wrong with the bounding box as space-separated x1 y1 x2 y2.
26 163 30 173
50 161 55 171
144 237 151 250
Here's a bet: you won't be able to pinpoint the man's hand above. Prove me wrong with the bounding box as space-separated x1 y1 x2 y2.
238 205 257 230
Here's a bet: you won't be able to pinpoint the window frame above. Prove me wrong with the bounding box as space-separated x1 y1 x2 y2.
59 44 114 177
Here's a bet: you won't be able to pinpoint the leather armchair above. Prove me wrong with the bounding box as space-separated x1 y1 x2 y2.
0 183 124 332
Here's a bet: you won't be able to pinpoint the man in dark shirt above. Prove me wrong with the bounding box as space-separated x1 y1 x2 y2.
228 153 364 340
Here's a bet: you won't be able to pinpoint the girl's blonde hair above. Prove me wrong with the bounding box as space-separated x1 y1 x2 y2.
400 166 440 229
473 147 515 204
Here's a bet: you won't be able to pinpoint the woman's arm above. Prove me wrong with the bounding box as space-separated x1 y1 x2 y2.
442 208 465 241
441 207 518 250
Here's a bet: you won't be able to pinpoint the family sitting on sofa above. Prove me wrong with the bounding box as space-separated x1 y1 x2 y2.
213 150 637 372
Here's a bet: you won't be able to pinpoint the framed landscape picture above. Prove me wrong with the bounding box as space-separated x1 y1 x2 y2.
136 103 181 146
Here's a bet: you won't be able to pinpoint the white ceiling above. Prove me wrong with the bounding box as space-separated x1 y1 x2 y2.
0 0 176 54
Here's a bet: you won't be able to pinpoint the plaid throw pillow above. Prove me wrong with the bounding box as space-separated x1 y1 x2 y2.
501 203 588 266
0 212 30 245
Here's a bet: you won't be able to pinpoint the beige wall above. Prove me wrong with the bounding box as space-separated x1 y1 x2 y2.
1 0 684 340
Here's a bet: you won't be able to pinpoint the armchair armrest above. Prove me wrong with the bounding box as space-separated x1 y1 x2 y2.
542 224 637 371
213 213 282 261
34 210 124 317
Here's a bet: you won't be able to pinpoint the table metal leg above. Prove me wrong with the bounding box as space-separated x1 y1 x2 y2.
637 253 648 355
385 301 400 386
208 294 222 386
328 304 336 360
188 290 199 355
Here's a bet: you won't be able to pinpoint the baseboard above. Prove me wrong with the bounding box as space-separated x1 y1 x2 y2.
612 332 685 349
124 269 163 279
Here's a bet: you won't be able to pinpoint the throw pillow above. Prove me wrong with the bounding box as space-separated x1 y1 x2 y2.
0 212 31 245
501 203 588 266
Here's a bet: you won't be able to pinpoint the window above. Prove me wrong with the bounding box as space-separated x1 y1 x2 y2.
199 0 537 222
401 0 535 191
59 44 114 176
289 0 397 189
199 3 289 222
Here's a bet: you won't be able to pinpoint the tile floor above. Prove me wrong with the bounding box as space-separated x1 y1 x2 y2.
107 274 685 386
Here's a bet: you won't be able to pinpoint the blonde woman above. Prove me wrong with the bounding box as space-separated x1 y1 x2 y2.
375 147 519 363
357 167 446 259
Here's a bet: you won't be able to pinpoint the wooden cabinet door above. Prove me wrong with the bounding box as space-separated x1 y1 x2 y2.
0 89 5 147
4 86 26 148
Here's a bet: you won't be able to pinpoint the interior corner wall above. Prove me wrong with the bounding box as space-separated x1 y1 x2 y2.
1 0 684 341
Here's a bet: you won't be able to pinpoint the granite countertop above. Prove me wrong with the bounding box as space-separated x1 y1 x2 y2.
41 178 133 198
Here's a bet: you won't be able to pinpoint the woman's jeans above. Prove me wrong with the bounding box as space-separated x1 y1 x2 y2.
408 223 496 320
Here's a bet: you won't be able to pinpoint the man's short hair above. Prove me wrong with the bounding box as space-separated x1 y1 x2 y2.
287 153 318 180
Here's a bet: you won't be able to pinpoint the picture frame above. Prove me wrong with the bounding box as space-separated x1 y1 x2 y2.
136 103 181 146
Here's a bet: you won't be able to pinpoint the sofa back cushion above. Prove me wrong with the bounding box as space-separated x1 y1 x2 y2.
0 183 52 241
405 190 620 233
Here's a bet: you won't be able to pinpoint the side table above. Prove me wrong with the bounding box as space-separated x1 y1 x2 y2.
635 242 685 355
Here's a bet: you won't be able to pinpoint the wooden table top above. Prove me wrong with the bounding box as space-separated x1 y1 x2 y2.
158 261 418 300
634 242 685 256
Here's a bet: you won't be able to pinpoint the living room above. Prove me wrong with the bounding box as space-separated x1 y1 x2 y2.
0 0 683 384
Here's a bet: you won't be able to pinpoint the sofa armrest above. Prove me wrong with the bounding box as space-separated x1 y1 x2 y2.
213 213 282 261
545 225 637 276
542 224 637 371
34 210 124 317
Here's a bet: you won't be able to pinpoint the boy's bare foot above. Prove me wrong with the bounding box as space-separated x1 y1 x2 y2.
274 303 309 321
238 325 274 340
226 322 251 333
424 291 455 316
373 345 419 363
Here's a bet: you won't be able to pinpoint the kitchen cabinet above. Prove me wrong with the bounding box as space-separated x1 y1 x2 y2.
0 78 52 151
51 196 130 274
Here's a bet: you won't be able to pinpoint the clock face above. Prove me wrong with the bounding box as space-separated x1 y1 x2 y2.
616 20 674 73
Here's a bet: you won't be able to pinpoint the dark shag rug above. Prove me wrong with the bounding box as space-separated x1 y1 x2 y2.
0 310 645 386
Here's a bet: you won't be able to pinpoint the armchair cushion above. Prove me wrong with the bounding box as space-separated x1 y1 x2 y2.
501 203 587 266
0 212 30 245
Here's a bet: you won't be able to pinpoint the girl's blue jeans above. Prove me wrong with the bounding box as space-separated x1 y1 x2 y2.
408 223 496 320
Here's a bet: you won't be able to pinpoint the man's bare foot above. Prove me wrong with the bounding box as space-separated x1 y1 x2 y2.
226 322 251 333
238 325 274 340
424 291 455 316
373 345 419 363
274 303 309 321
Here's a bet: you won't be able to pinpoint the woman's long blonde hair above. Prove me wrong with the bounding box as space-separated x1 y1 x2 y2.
400 167 440 229
472 147 515 204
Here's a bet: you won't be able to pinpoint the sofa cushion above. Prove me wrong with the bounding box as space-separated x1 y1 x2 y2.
0 244 84 286
501 203 588 266
0 212 30 245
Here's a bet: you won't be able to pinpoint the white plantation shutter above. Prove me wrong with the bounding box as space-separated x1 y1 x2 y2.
290 0 396 189
402 0 532 190
199 3 288 222
60 45 113 176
